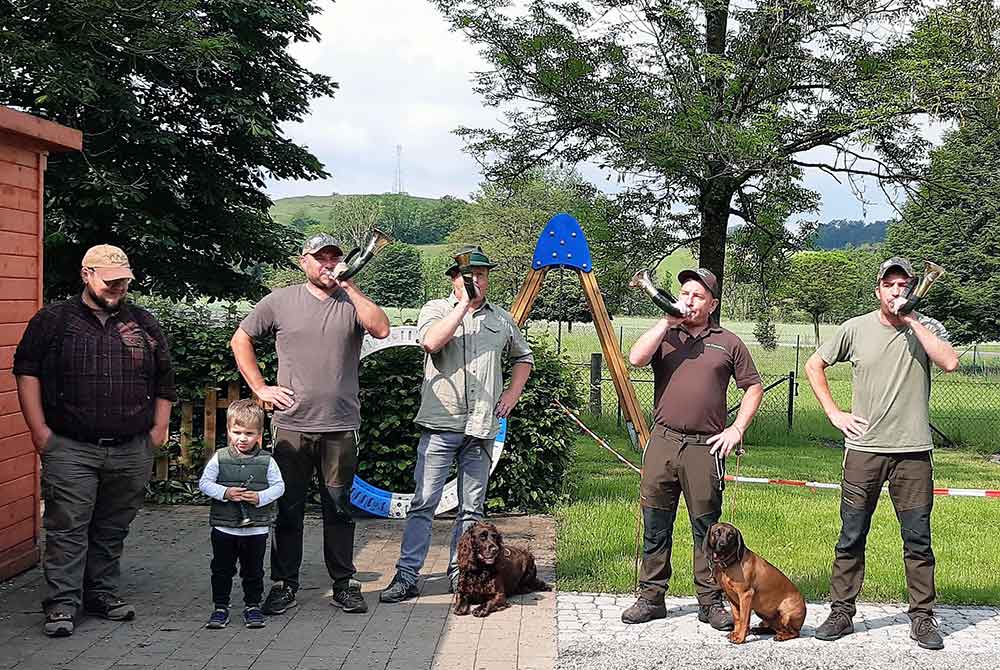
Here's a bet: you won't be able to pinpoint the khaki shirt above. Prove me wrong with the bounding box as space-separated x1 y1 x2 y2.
414 296 534 439
817 311 949 453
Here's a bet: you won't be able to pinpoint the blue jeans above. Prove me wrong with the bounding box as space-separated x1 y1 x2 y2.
395 430 491 581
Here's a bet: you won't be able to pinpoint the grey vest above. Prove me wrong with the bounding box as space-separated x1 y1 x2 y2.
208 446 277 528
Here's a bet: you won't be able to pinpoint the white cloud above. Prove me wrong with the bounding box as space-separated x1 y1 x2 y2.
267 0 921 223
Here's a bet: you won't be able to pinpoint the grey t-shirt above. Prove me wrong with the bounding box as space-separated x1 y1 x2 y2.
817 310 949 453
240 284 364 432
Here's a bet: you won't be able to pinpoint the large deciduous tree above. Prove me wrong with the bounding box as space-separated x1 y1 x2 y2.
431 0 997 303
886 118 1000 345
1 0 336 299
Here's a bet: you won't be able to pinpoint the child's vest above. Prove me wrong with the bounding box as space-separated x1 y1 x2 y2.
208 446 277 528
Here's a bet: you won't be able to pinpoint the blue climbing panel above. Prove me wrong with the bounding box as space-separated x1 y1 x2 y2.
530 213 593 273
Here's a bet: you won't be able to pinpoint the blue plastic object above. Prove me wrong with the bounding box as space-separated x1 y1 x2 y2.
530 213 593 273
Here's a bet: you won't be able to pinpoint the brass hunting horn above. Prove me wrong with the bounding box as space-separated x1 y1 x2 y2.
337 228 393 280
629 269 688 318
895 261 946 315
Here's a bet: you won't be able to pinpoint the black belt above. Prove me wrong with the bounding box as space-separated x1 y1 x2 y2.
656 424 714 441
61 432 140 447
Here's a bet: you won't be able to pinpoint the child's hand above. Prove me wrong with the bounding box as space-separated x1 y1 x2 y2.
224 487 246 501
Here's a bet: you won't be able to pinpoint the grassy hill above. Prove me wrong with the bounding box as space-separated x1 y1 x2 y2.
270 193 445 228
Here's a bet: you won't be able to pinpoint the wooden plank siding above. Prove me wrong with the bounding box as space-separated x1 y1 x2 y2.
0 107 81 581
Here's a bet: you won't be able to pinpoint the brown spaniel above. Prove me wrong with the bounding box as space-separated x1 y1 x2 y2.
453 521 551 617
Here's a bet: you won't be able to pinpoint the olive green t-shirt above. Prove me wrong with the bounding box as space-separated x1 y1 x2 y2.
817 311 949 453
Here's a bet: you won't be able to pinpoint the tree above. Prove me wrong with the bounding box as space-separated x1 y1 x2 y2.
448 168 611 315
885 119 1000 345
777 251 864 344
356 243 425 309
307 198 385 251
430 0 998 307
2 0 336 300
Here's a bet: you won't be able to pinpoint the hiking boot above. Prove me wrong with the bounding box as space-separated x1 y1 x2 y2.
262 584 297 615
698 601 734 631
83 594 135 621
621 596 666 624
379 574 419 603
331 586 368 613
816 610 855 641
910 615 944 650
43 608 75 637
205 607 230 629
243 606 266 628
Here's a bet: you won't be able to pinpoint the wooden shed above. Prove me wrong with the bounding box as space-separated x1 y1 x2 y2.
0 106 82 580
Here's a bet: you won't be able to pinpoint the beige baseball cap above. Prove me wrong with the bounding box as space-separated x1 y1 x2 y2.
81 244 135 281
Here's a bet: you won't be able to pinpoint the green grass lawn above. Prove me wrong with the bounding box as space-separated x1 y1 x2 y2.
555 420 1000 604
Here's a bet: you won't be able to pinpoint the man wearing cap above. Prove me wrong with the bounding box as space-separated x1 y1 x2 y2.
231 233 390 615
621 268 764 628
805 257 958 650
380 245 534 603
14 245 176 637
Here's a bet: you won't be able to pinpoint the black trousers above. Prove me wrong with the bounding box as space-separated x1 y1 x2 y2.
270 428 358 592
211 529 268 608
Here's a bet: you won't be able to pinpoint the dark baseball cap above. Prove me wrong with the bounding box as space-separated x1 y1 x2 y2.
677 268 719 298
877 256 915 281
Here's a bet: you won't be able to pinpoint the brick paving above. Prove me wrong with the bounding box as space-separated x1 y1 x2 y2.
0 506 555 670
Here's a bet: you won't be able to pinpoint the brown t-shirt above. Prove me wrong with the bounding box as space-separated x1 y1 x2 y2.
651 324 762 434
240 284 364 432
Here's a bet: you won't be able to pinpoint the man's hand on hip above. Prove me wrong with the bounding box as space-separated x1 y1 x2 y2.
829 410 869 439
255 385 295 410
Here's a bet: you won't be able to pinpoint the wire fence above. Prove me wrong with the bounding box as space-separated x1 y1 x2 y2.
525 320 1000 453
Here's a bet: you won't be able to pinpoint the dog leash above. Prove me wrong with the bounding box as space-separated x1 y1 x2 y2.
722 436 745 524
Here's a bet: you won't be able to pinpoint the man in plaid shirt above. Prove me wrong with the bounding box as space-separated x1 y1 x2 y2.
14 244 175 637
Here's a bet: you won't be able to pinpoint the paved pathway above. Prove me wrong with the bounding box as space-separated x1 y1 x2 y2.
556 592 1000 669
0 506 555 670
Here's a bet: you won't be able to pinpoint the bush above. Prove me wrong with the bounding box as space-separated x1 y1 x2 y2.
356 334 580 512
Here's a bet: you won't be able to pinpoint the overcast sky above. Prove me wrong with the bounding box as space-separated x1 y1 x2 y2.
265 0 900 223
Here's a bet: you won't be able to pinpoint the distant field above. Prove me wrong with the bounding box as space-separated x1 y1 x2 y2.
269 193 443 227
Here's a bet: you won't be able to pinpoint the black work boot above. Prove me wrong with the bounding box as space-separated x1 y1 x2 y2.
621 596 667 624
816 609 855 641
698 600 734 631
910 615 944 650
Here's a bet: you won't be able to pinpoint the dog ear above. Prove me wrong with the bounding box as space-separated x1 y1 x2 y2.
736 528 746 560
457 527 475 571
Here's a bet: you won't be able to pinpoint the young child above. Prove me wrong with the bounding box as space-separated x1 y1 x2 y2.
199 399 285 629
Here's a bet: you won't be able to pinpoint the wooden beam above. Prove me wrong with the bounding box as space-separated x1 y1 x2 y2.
509 268 547 327
579 271 650 449
0 107 82 152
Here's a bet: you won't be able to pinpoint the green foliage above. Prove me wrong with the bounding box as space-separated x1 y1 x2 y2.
356 335 580 512
355 243 425 309
775 251 867 343
886 118 1000 345
430 0 999 306
3 0 336 300
275 194 471 246
135 295 276 401
813 220 892 250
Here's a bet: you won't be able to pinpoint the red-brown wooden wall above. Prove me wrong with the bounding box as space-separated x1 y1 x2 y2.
0 107 81 580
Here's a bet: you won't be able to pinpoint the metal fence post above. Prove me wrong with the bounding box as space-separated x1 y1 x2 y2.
590 352 603 416
787 370 795 430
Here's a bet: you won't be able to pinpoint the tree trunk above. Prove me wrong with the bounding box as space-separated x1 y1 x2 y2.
698 180 734 322
813 314 821 345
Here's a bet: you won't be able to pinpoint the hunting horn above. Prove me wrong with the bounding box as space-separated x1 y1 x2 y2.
336 228 394 280
629 269 688 318
894 261 946 315
453 250 478 301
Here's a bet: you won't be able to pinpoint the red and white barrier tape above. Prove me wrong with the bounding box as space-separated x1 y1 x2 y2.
723 475 1000 498
552 402 1000 500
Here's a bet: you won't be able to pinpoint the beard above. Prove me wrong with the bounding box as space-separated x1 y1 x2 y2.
85 285 123 311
